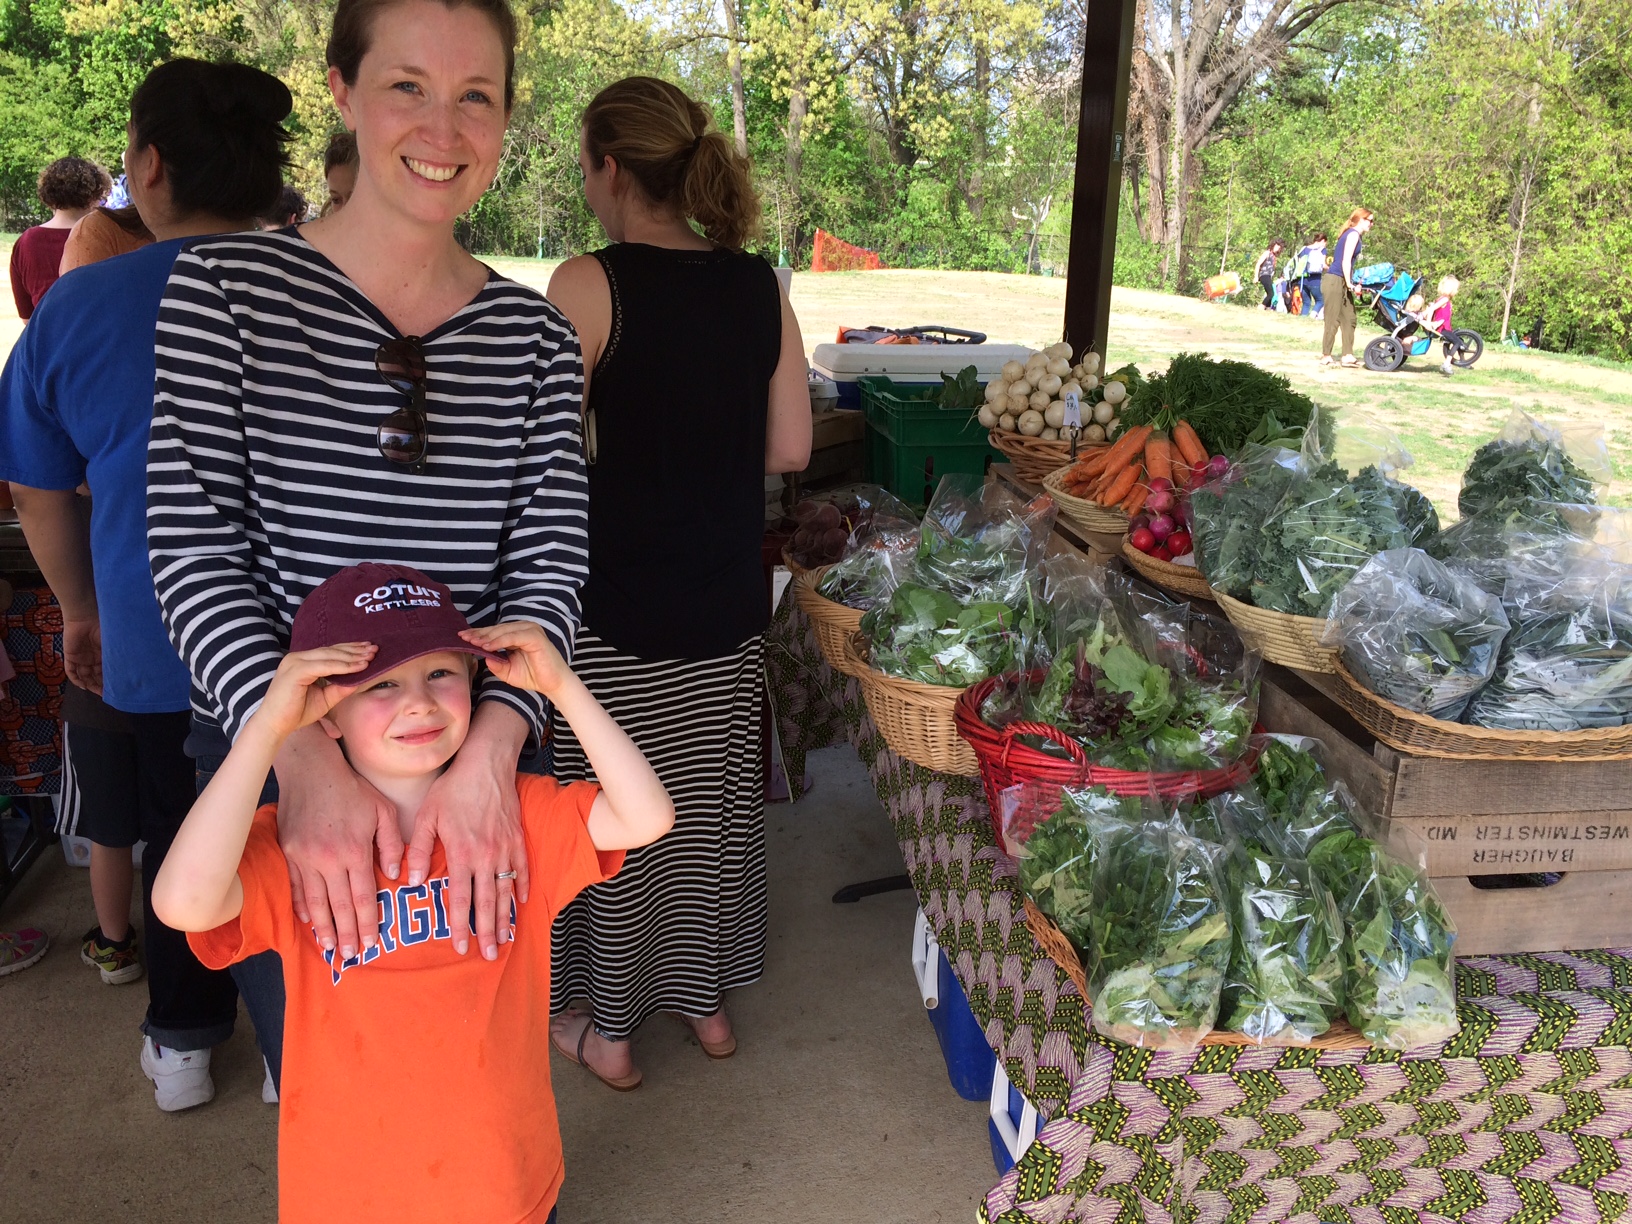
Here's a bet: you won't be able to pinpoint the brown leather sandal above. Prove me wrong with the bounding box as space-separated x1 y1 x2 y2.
679 1012 737 1060
551 1011 642 1091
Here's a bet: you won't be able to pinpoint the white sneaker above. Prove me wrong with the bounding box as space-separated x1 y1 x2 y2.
140 1037 215 1112
261 1058 278 1105
1441 358 1454 375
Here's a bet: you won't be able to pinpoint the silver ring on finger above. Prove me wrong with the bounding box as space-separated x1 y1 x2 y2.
496 870 518 881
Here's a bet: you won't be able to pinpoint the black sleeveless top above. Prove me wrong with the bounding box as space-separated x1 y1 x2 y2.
580 243 782 659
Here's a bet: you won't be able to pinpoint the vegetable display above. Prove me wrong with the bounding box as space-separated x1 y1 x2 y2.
1324 548 1511 719
1120 352 1320 456
1457 410 1600 518
1212 792 1347 1044
979 344 1128 443
857 475 1051 686
1013 786 1145 956
1087 816 1232 1049
1306 830 1459 1051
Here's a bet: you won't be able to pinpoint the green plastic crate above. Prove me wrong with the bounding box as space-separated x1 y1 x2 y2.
858 376 1000 507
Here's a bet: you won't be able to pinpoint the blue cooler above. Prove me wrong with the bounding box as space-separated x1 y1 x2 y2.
988 1063 1040 1175
911 910 996 1101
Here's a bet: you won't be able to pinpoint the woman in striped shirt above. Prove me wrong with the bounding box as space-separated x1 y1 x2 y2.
146 0 586 1083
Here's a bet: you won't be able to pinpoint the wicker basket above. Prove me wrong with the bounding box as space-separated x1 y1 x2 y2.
1022 898 1372 1050
851 635 979 776
1213 591 1339 674
781 546 815 580
1326 661 1632 762
988 430 1074 484
954 674 1258 846
791 569 868 678
1041 468 1131 536
1119 540 1218 603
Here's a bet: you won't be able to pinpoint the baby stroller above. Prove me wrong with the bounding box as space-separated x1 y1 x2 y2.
1352 263 1484 372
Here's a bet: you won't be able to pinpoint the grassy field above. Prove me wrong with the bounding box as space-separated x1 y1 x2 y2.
7 238 1629 515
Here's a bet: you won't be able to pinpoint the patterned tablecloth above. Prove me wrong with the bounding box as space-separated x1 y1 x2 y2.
766 592 1632 1224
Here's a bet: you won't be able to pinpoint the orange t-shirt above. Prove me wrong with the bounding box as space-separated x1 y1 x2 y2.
189 774 622 1224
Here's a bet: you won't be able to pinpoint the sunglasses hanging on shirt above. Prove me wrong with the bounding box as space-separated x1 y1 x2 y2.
374 336 430 473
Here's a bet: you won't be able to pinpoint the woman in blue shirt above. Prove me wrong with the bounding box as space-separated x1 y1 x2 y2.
1321 208 1374 366
0 58 293 1113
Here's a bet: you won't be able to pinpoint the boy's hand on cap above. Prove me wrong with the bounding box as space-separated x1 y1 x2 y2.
460 622 569 698
256 643 378 740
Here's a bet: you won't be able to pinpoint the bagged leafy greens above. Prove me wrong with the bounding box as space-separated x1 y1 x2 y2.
1427 499 1607 597
1253 734 1459 1050
814 491 921 610
1194 411 1438 618
1306 829 1459 1051
1457 409 1605 519
1086 813 1232 1050
1135 595 1261 771
1324 548 1510 719
861 582 1035 687
1463 560 1632 731
912 474 1055 607
1009 785 1145 954
1206 788 1346 1044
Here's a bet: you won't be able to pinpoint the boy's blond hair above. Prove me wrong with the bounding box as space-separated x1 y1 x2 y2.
1438 275 1461 296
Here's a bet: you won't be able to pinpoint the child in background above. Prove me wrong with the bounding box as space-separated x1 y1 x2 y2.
153 563 675 1223
1414 275 1462 375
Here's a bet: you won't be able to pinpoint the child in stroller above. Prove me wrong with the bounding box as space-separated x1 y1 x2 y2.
1352 264 1484 373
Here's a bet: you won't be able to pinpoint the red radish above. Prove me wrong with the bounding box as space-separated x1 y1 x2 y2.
1152 546 1174 563
1149 513 1175 542
1130 527 1156 552
1184 463 1209 490
1166 530 1193 557
1144 489 1175 515
1147 477 1173 494
1206 454 1231 480
1130 513 1152 534
1175 500 1194 529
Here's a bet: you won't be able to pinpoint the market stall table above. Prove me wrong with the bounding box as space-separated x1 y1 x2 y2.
767 584 1632 1223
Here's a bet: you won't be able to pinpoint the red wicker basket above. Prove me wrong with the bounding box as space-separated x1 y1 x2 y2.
953 671 1259 848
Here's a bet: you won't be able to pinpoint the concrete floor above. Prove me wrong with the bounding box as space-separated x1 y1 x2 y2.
0 746 994 1223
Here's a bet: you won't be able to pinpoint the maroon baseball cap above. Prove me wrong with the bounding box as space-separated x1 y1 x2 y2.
291 563 501 685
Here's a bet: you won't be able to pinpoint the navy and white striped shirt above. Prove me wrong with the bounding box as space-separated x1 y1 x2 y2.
146 230 587 744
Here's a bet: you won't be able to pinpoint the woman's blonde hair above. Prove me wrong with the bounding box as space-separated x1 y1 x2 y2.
1344 206 1375 229
582 76 762 250
1438 274 1461 296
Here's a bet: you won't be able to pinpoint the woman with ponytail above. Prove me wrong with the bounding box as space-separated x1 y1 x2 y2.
545 75 811 1089
0 58 294 1112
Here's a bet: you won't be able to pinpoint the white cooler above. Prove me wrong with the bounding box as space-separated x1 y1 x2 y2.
812 342 1034 411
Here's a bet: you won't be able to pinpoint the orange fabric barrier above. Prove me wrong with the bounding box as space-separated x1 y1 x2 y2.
811 229 883 273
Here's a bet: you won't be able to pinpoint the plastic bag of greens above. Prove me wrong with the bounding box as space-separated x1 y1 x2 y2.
1463 559 1632 731
860 581 1035 687
1022 561 1177 759
1251 734 1363 858
1457 409 1607 519
816 529 919 611
1086 813 1232 1050
1206 788 1347 1044
1142 600 1261 771
1307 827 1459 1051
1324 548 1510 720
1008 784 1145 949
913 474 1056 606
1190 442 1307 599
1428 499 1604 597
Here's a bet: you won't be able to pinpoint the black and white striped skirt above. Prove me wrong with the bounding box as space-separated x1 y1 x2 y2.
550 629 767 1040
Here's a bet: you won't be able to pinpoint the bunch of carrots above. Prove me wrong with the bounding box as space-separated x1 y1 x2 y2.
1056 420 1210 515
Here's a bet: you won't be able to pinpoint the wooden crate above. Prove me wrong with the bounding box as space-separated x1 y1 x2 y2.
1261 666 1632 956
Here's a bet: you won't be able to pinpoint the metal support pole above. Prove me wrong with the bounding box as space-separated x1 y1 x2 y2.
1062 0 1140 365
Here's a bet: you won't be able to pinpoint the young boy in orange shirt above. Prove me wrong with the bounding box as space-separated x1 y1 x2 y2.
153 563 675 1222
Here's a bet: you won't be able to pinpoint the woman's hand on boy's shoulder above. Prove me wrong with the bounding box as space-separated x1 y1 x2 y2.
460 621 569 699
252 643 378 741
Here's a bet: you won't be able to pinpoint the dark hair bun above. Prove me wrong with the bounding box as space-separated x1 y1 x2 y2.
198 61 294 126
129 58 293 221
